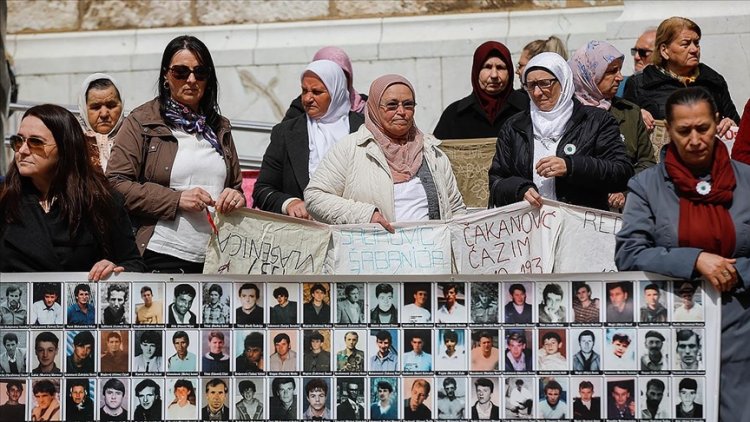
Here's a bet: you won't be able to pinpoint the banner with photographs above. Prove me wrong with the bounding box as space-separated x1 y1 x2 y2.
0 272 718 421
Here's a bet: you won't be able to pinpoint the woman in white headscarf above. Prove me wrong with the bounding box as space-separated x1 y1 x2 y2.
253 59 364 218
488 52 633 210
77 73 125 171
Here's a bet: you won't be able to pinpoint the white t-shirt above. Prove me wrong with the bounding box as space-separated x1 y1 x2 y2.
393 177 429 222
532 136 558 200
148 129 226 262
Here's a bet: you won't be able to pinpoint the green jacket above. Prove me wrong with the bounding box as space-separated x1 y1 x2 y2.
609 97 656 174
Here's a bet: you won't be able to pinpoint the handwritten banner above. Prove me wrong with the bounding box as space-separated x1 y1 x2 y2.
449 202 558 275
550 201 621 273
328 222 452 275
203 208 330 275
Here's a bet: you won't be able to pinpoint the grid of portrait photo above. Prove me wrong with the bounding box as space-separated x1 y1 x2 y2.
0 278 709 420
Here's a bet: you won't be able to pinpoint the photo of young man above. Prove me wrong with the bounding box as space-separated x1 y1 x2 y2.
236 283 263 325
30 283 62 325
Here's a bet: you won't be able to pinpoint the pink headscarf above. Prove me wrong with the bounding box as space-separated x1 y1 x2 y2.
313 46 366 113
569 40 624 110
364 74 424 183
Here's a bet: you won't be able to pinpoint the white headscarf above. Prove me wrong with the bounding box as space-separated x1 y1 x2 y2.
524 52 575 142
77 72 125 136
77 73 125 171
304 59 351 178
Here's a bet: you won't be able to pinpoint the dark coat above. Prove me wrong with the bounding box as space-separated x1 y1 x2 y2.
504 301 532 323
236 305 263 324
471 402 500 420
252 111 364 213
609 97 656 174
0 189 145 272
489 99 634 210
337 400 365 420
573 397 601 419
202 405 229 420
282 93 368 121
303 301 331 324
433 90 529 140
623 63 739 121
504 349 533 371
167 304 197 325
403 399 431 420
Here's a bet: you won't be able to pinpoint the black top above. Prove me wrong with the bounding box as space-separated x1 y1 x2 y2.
303 302 331 324
434 90 529 140
489 99 634 210
623 63 739 121
236 306 263 324
253 111 365 214
0 189 145 272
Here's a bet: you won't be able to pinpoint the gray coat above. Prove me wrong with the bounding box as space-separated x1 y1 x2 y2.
615 158 750 421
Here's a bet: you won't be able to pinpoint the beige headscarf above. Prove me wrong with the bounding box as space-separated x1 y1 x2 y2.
364 74 423 183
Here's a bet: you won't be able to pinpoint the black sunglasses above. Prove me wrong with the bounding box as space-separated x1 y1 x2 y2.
630 48 653 58
169 65 211 81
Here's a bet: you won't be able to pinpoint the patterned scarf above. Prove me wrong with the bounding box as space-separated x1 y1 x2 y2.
164 98 223 156
658 65 700 86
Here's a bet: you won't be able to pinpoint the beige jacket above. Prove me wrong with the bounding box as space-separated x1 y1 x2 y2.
304 125 466 224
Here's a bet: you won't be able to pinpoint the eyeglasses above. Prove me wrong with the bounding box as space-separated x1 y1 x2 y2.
379 100 417 112
8 134 57 154
168 65 211 81
522 79 558 92
630 48 653 58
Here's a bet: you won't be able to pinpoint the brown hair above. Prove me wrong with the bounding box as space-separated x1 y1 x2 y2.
523 35 569 60
653 16 702 67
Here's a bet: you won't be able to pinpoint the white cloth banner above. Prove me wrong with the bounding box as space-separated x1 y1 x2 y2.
203 208 330 275
328 222 452 275
550 201 622 273
450 202 559 274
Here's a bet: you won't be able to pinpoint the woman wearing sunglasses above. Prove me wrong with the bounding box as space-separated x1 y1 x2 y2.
623 17 739 137
107 35 243 273
252 59 364 219
0 104 145 279
489 52 633 210
305 74 466 232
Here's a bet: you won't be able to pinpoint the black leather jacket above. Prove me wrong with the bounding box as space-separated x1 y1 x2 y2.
489 99 634 210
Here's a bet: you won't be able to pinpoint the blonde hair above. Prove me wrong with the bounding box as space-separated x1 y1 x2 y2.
653 16 701 67
523 35 569 60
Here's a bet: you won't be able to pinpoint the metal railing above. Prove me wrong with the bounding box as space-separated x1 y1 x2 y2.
3 101 276 170
7 101 276 134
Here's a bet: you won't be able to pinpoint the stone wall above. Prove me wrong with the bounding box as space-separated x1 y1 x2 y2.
8 0 621 34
